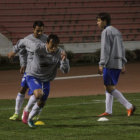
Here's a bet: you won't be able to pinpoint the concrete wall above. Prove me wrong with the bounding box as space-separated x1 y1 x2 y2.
63 41 140 53
0 33 13 56
0 34 140 56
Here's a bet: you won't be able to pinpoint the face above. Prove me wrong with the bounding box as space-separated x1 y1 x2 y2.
47 39 58 53
33 26 44 38
97 18 106 29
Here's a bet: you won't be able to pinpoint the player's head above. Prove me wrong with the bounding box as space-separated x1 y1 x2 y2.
47 34 60 53
96 12 111 29
33 21 44 38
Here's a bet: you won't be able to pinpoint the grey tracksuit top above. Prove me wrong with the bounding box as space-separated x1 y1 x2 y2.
18 38 70 82
13 34 48 67
99 26 127 69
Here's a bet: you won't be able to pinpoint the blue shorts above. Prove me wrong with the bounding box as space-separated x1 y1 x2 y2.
21 73 28 88
26 75 50 101
21 73 32 95
103 68 121 86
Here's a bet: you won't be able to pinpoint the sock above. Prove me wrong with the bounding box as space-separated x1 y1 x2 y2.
111 89 132 109
38 108 42 116
15 92 25 114
105 91 113 114
25 95 37 112
28 103 42 121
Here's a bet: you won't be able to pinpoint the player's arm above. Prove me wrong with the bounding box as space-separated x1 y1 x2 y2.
19 49 27 74
98 31 110 74
17 39 29 74
121 65 126 74
7 41 21 59
60 50 70 74
7 39 26 59
122 40 127 74
7 51 16 59
121 48 127 74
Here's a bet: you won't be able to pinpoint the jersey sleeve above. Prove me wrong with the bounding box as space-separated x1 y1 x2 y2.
99 30 111 67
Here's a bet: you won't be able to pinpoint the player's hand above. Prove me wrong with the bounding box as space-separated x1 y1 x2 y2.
121 66 126 74
7 52 16 59
98 66 103 74
61 51 67 61
20 66 26 74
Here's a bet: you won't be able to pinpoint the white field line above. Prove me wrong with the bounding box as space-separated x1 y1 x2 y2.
55 74 102 80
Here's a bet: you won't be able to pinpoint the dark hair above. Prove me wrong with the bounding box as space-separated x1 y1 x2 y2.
96 12 111 25
33 21 44 28
47 34 60 44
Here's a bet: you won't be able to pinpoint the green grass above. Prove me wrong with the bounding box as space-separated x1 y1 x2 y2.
0 93 140 140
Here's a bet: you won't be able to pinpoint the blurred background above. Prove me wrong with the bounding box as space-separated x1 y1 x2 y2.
0 0 140 99
0 0 139 57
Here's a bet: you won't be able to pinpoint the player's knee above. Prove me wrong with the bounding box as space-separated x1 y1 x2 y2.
38 101 46 108
106 86 115 93
20 86 28 94
34 89 43 99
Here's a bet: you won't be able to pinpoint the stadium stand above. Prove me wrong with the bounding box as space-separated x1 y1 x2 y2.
0 0 140 44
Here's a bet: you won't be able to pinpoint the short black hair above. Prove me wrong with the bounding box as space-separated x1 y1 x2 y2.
96 12 111 25
47 34 60 44
33 21 44 28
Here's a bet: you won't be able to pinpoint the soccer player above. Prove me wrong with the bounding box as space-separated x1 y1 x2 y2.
8 21 47 121
18 34 70 128
96 12 135 117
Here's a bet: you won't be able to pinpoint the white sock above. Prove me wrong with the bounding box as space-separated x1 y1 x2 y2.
111 89 132 109
105 91 113 114
38 108 42 116
28 103 42 121
25 95 37 112
15 92 25 114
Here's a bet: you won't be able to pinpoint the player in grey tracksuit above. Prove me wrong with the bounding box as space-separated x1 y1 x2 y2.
96 12 135 117
8 21 48 121
18 34 70 127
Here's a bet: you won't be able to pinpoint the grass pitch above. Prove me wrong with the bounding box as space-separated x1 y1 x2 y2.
0 93 140 140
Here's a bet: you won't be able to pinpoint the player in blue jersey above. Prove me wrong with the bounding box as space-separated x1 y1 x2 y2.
8 21 47 121
96 12 135 117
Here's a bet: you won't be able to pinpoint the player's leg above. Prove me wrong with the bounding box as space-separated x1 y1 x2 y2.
15 87 27 113
9 73 28 121
98 90 113 116
110 87 135 116
24 95 37 112
27 80 50 127
22 76 43 122
22 94 38 123
105 68 135 116
21 76 40 124
22 76 50 126
98 68 114 116
105 90 113 114
9 87 27 121
28 100 45 128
